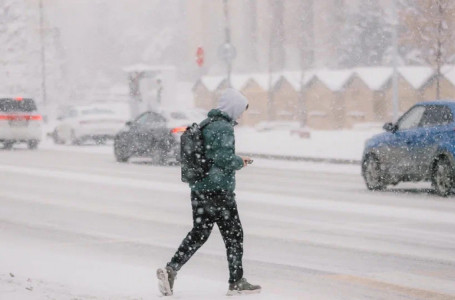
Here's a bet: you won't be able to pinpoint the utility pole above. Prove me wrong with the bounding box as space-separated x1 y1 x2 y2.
39 0 47 111
391 0 399 122
298 0 314 128
436 0 443 99
267 21 273 122
267 0 276 122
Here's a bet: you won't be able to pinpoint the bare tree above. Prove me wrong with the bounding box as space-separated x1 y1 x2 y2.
400 0 455 98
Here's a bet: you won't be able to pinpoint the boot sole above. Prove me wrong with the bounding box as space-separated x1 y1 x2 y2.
226 288 261 296
157 268 172 296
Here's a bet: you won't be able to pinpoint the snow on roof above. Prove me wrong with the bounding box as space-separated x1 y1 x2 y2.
199 70 319 92
254 72 288 90
316 69 354 91
355 67 393 90
199 74 269 91
250 73 270 90
196 66 455 92
303 71 317 86
280 72 300 90
442 65 455 86
271 71 316 90
271 73 285 87
279 71 299 90
399 66 434 89
231 74 252 90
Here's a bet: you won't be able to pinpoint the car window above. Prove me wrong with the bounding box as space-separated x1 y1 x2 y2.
0 98 37 112
67 109 78 118
397 106 425 131
135 112 151 124
148 112 167 127
135 112 166 127
169 112 188 120
420 105 453 127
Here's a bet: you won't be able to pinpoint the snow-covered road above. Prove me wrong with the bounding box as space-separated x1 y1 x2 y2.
1 146 455 299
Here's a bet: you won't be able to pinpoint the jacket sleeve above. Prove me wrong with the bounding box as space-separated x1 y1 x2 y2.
208 124 244 171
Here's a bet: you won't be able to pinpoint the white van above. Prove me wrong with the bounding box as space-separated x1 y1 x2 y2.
0 97 43 149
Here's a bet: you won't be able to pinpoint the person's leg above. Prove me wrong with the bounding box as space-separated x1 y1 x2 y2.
215 192 244 284
167 191 215 271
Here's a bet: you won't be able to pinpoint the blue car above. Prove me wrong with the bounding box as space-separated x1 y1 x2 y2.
362 101 455 196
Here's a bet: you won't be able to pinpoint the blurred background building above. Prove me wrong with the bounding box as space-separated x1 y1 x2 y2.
1 0 455 128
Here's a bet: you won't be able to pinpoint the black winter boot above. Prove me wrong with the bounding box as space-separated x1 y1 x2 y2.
227 278 261 296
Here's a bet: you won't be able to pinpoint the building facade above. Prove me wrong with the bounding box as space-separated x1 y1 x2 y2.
193 66 455 129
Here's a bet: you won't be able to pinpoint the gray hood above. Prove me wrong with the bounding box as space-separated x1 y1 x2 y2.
216 88 249 121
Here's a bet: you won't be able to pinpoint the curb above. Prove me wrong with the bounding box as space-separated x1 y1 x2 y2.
237 152 361 165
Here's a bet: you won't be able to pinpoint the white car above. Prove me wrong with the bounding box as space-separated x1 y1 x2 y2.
0 97 43 149
159 108 208 141
159 108 207 127
52 105 127 145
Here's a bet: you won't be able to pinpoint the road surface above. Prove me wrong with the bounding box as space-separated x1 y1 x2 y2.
0 145 454 299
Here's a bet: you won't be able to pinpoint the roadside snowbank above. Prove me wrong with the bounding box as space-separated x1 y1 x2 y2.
235 126 381 161
39 126 381 163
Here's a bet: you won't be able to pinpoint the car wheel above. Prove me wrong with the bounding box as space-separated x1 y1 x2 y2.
71 130 81 145
175 151 181 163
95 137 107 145
114 139 130 162
3 141 14 150
52 130 64 144
432 157 454 197
363 155 386 191
152 142 170 165
155 151 168 165
27 140 39 150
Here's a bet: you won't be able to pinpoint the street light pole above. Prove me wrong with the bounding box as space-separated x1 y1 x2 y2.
223 0 232 87
39 0 47 110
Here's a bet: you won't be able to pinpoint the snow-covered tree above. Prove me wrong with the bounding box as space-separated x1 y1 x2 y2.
0 0 68 110
400 0 455 98
338 0 393 68
44 27 69 108
268 0 286 72
0 0 38 95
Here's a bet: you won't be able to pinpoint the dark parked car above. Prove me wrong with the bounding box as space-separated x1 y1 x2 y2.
113 110 190 163
362 101 455 196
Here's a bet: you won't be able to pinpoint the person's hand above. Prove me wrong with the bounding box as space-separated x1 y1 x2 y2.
242 156 252 167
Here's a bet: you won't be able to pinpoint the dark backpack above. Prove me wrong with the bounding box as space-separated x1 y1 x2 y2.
180 119 213 184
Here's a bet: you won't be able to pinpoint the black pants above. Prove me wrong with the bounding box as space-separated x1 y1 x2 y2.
167 190 244 283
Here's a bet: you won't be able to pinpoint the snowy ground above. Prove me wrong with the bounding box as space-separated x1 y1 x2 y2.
1 136 455 299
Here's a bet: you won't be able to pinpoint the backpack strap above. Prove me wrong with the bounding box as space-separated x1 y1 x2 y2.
199 117 218 130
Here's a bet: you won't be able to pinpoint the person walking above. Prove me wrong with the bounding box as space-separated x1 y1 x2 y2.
157 88 261 296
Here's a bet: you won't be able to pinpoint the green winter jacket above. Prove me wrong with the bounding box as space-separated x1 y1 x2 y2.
190 109 244 192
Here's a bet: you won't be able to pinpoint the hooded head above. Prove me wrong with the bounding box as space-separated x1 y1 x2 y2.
216 88 249 121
